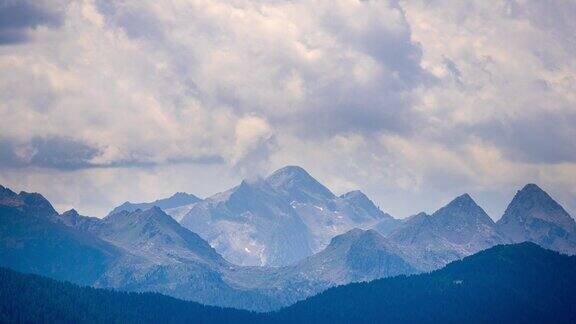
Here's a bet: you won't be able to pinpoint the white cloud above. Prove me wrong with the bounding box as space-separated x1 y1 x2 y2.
0 0 575 218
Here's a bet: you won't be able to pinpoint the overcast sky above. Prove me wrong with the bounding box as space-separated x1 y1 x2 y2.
1 0 575 219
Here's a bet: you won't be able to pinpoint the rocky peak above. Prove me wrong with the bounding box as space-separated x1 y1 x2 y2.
434 193 494 226
500 184 574 228
0 185 57 218
266 165 335 202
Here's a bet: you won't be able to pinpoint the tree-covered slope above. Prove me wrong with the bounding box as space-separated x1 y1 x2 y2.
0 267 256 324
271 242 576 323
2 243 575 323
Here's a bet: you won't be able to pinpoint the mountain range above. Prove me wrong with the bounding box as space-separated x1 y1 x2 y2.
1 165 575 312
388 193 510 270
2 243 575 323
0 183 412 311
178 166 392 266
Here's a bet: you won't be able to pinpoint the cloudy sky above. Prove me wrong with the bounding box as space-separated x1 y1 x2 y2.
1 0 575 219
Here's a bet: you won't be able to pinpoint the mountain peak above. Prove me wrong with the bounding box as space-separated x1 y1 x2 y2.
497 183 576 250
266 165 335 202
516 183 551 201
448 193 476 207
269 165 309 178
340 190 366 200
164 192 201 204
508 183 566 213
522 183 542 191
62 209 80 217
170 192 194 199
434 193 492 224
0 184 16 195
0 184 21 207
340 190 392 221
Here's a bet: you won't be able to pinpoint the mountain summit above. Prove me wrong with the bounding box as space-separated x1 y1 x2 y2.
497 184 576 254
180 166 391 266
389 193 507 270
0 185 59 219
265 166 336 203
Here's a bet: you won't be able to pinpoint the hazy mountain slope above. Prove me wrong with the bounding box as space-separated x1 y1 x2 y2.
0 186 121 285
228 228 416 307
0 184 409 312
98 207 226 265
58 208 413 311
181 178 314 266
108 192 201 221
389 194 508 270
286 229 415 285
60 208 103 232
272 243 576 324
497 184 576 255
340 191 397 228
181 166 390 266
59 207 281 311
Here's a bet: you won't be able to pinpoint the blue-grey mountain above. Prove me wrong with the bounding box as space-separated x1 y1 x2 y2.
2 171 575 313
180 166 395 266
388 194 509 270
0 185 121 285
108 192 201 221
497 183 576 255
0 184 413 311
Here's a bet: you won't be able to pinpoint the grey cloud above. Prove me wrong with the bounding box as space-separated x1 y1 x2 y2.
0 137 225 171
443 57 463 86
1 0 575 219
275 82 420 139
95 1 165 41
474 111 576 164
0 0 63 44
321 0 428 87
505 0 576 52
0 137 100 170
95 0 431 141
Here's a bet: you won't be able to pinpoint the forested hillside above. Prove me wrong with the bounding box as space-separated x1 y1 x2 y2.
0 267 256 324
2 243 576 323
272 242 576 323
